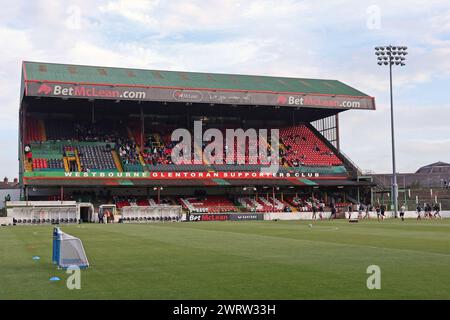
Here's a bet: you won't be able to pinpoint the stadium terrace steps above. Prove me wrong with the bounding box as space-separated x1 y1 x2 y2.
45 119 76 140
256 197 274 212
134 145 147 168
305 123 361 177
30 142 63 159
23 117 350 173
75 149 82 172
179 196 238 213
78 145 118 171
38 119 46 141
284 195 314 212
237 197 289 212
114 197 162 209
112 151 124 172
153 133 163 147
64 146 80 172
238 197 262 212
23 159 33 172
280 125 342 166
127 127 138 144
32 158 64 171
63 157 70 172
25 117 44 143
28 142 121 172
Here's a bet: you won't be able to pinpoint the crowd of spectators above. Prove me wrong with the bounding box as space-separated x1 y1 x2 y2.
142 135 174 165
280 134 309 167
117 138 140 165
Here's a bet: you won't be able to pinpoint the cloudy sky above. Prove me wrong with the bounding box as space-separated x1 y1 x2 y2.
1 0 450 179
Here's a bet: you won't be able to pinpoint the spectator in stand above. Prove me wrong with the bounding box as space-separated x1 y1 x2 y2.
24 144 33 163
314 143 320 152
119 140 141 165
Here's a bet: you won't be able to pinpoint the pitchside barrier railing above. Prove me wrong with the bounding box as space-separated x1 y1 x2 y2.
12 206 79 224
120 205 182 223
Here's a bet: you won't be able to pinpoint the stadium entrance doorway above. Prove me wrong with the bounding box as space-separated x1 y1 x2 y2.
78 203 94 223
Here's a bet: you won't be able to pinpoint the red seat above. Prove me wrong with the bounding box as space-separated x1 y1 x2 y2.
280 125 342 167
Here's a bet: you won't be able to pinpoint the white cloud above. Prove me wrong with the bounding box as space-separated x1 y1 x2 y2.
0 27 41 127
100 0 160 27
340 102 450 173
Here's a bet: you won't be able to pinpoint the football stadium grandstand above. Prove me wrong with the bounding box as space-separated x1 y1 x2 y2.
13 61 381 223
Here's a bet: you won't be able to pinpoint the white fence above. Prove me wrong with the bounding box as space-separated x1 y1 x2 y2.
121 205 182 223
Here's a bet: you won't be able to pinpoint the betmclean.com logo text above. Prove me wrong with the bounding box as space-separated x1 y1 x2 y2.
37 84 146 99
277 95 361 109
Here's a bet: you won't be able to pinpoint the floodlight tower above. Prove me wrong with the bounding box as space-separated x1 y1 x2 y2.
375 45 408 218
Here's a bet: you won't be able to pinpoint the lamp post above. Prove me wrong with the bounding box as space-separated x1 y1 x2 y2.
375 45 408 218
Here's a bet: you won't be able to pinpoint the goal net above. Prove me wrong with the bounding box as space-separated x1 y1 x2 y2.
52 227 89 268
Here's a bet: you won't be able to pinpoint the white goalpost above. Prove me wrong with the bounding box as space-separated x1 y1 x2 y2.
52 227 89 269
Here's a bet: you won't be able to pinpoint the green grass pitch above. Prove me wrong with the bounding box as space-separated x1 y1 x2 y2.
1 220 449 299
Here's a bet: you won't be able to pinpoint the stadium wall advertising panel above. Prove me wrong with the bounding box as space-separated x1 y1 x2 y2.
189 214 231 221
188 214 264 222
26 82 375 110
229 214 264 221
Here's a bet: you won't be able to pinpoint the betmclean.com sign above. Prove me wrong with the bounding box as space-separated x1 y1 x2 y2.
26 82 375 110
25 171 325 179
